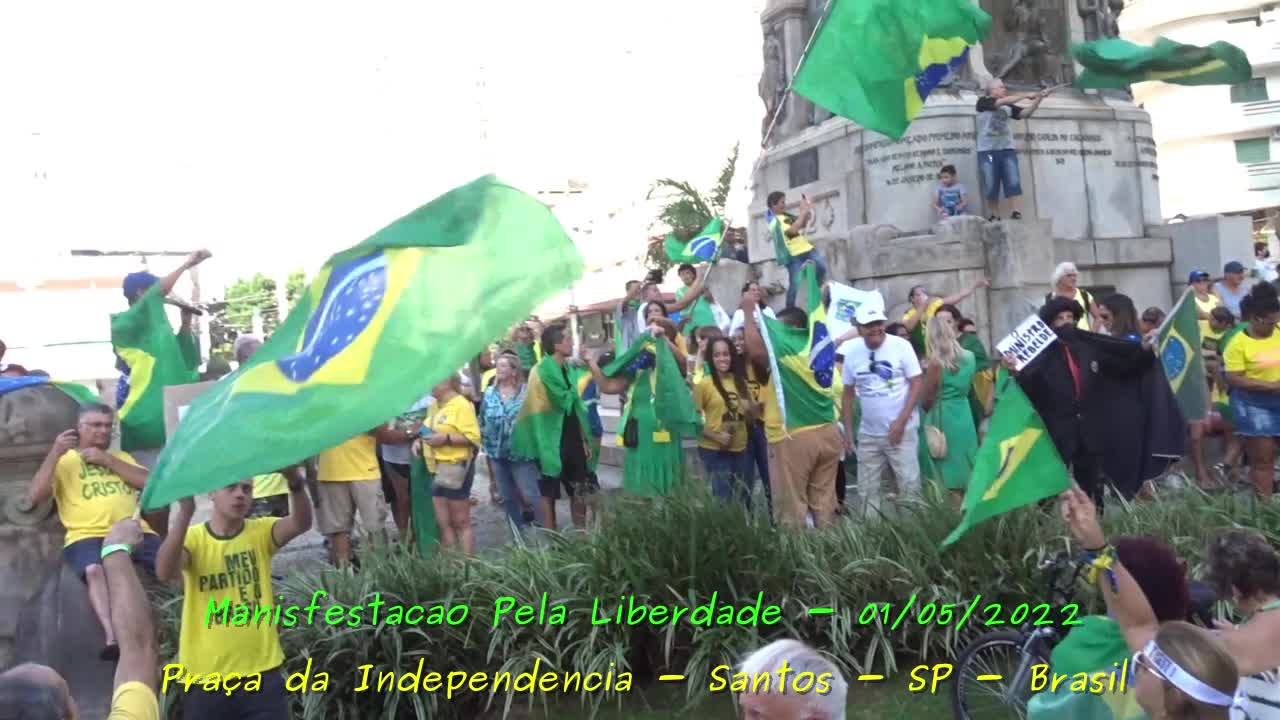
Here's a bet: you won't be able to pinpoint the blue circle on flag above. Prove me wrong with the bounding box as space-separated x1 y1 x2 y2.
1161 338 1187 382
276 251 390 383
689 235 717 261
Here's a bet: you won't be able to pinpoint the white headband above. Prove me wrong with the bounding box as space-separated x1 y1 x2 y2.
1141 641 1242 708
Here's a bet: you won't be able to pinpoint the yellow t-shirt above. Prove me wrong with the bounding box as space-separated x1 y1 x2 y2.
252 472 287 499
53 450 155 546
779 215 814 257
749 366 786 444
425 394 481 469
694 375 749 452
107 681 159 720
317 434 379 482
481 367 497 390
179 517 284 677
903 298 944 352
1195 293 1223 350
1225 330 1280 384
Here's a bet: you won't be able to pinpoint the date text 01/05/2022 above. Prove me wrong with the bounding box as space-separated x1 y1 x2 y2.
820 595 1081 632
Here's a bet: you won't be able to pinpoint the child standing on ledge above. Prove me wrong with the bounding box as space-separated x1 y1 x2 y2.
933 164 969 218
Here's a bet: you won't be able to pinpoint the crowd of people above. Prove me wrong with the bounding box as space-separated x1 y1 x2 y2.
7 213 1280 718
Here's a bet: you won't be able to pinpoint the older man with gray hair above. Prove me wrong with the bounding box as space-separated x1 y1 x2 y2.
233 333 263 366
738 639 848 719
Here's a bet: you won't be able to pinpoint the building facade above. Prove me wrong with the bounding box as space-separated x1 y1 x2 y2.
1122 0 1280 225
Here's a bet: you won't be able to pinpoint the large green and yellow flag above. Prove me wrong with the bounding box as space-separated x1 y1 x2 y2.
760 263 835 431
1156 288 1210 422
139 176 583 510
1073 37 1252 89
793 0 992 140
511 354 599 477
601 334 702 440
943 371 1071 546
111 291 200 451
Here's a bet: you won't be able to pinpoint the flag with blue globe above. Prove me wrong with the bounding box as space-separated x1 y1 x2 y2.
1156 288 1209 422
663 217 724 264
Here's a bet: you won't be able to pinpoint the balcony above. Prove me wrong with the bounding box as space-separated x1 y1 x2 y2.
1248 161 1280 191
1239 99 1280 134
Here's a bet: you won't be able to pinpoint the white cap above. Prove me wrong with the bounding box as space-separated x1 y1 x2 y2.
854 305 887 325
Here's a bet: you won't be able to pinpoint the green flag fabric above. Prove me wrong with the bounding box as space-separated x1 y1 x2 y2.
663 217 724 264
602 334 702 441
511 354 598 478
793 0 991 140
761 263 836 431
139 176 583 510
1073 37 1252 89
1156 289 1210 422
943 372 1071 546
111 287 200 451
410 455 441 557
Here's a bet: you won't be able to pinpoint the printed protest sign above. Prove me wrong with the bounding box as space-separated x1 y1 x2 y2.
827 282 885 341
995 315 1057 371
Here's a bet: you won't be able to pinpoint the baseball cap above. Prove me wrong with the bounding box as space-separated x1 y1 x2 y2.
122 271 159 301
1224 261 1245 274
1188 270 1211 283
854 305 887 325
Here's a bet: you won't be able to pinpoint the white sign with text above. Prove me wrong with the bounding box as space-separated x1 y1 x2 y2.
995 315 1058 371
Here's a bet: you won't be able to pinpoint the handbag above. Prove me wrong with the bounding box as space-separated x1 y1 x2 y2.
623 417 640 448
925 404 947 460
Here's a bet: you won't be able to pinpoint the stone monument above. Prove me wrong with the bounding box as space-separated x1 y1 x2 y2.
750 0 1174 343
0 386 114 718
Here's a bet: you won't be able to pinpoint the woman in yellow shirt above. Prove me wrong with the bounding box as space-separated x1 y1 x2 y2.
1222 282 1280 498
414 375 482 554
693 336 757 508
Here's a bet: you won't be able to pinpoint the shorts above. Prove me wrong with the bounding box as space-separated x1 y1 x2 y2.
1214 401 1233 426
64 534 161 579
250 495 290 519
538 471 600 500
978 149 1022 202
431 462 475 501
315 479 387 535
1230 389 1280 438
540 414 596 500
382 461 411 505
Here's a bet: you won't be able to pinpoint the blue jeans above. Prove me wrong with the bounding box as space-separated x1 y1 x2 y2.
785 249 829 309
490 458 545 528
977 149 1023 203
700 448 750 508
743 423 771 513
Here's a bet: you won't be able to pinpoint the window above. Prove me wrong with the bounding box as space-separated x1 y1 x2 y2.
1230 77 1269 104
1235 137 1272 165
789 148 819 188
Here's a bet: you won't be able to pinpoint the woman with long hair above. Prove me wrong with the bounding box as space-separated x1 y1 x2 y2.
1097 293 1143 342
694 336 758 508
1223 282 1280 497
731 327 772 514
920 315 978 508
413 374 481 554
480 352 543 531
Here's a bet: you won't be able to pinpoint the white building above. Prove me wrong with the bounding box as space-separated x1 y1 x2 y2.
1122 0 1280 223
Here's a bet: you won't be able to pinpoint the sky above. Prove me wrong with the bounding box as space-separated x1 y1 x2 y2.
0 1 765 295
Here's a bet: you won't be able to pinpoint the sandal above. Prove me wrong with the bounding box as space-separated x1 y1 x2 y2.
1010 211 1023 220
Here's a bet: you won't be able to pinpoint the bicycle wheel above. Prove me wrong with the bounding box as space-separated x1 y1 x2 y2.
951 630 1050 720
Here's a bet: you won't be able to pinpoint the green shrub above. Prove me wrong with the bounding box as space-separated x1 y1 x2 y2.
158 485 1276 719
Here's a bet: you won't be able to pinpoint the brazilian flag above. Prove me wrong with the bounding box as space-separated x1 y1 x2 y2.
139 176 584 510
762 263 835 431
0 376 100 406
1073 37 1252 89
943 370 1070 546
663 217 724 264
1156 288 1210 422
111 289 200 451
767 211 793 267
792 0 991 140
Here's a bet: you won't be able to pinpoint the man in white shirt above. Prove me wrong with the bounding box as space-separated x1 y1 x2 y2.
839 305 923 513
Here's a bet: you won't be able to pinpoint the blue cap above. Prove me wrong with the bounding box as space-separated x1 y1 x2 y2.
122 271 159 301
1224 261 1245 274
1188 270 1211 283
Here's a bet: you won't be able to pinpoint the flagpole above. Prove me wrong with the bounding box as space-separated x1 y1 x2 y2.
751 0 835 176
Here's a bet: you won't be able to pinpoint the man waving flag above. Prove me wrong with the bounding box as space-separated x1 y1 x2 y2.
140 176 584 510
664 217 725 264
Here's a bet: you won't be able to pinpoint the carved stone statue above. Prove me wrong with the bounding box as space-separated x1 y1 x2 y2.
1077 0 1103 42
1100 0 1124 38
760 31 788 141
998 0 1053 87
807 0 833 125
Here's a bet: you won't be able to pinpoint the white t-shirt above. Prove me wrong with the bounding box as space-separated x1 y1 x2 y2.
381 394 433 464
839 334 922 436
729 306 777 335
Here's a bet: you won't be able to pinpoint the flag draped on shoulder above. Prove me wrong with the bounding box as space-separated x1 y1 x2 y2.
793 0 992 140
111 288 200 451
511 355 598 477
1072 37 1252 89
601 335 702 440
1156 288 1209 422
139 176 584 510
943 370 1070 546
768 211 792 267
760 263 836 432
664 217 724 264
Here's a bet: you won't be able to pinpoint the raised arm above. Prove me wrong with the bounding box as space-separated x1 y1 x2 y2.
1017 90 1048 119
101 519 158 696
940 278 990 307
270 466 313 547
157 249 212 299
667 273 709 313
154 497 194 583
739 300 771 379
28 430 76 505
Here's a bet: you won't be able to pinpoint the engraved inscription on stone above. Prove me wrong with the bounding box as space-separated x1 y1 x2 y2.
863 132 978 187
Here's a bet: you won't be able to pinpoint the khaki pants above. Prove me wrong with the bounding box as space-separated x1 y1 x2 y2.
315 479 387 536
767 424 843 529
856 430 921 515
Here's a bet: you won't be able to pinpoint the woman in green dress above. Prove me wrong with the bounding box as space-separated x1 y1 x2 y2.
920 315 978 507
590 305 701 497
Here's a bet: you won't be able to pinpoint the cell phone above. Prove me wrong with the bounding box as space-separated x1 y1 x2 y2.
417 425 433 438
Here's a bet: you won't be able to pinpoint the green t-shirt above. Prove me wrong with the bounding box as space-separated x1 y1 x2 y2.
676 286 717 331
